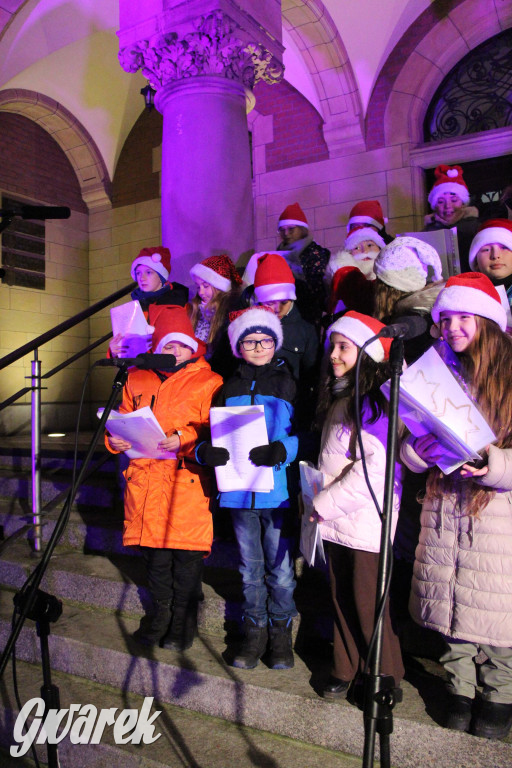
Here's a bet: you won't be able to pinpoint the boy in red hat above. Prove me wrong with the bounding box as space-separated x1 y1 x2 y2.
106 305 222 652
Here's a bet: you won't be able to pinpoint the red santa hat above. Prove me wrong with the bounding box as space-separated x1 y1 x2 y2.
428 165 470 209
431 272 507 331
327 310 392 363
374 236 443 292
346 200 386 233
151 305 199 354
131 246 171 283
468 219 512 270
253 253 297 303
228 306 283 358
278 202 309 230
241 251 282 286
190 254 242 293
344 226 386 254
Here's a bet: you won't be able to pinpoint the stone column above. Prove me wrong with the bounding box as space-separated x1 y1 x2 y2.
118 8 283 286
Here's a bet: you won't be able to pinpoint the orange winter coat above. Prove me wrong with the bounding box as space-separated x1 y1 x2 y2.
106 356 222 551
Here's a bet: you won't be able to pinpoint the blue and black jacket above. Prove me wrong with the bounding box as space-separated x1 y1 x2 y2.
217 357 298 510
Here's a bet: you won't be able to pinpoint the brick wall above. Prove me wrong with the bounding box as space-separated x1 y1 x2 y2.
253 80 329 171
0 113 87 211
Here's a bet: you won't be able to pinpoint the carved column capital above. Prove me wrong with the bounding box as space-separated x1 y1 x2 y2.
118 10 284 91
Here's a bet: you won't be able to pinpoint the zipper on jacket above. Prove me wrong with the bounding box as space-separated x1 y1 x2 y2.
250 378 256 509
150 395 155 411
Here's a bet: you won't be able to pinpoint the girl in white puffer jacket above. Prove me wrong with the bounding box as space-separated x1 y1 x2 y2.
312 311 404 701
402 272 512 740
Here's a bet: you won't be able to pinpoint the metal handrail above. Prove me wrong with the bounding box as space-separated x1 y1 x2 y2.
0 280 136 552
0 282 136 371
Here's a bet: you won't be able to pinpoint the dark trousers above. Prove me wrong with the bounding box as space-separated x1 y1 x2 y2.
142 547 205 608
328 542 404 685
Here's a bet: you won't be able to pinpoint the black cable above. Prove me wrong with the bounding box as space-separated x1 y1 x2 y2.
353 341 395 678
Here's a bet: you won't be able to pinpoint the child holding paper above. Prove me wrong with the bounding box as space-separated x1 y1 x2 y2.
106 306 222 651
197 306 299 670
401 272 512 739
109 246 188 357
311 311 404 701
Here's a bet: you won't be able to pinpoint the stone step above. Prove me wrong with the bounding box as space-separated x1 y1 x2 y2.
0 660 363 768
0 460 122 512
0 541 332 644
1 596 509 768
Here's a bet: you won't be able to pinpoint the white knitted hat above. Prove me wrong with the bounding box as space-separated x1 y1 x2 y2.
374 236 443 292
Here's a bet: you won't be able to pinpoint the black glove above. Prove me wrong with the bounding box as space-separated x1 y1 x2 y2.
197 443 230 467
249 441 286 467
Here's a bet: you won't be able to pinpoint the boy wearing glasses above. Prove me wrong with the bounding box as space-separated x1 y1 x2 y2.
197 307 299 670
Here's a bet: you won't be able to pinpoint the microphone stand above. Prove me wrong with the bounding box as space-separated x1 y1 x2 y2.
361 336 404 768
0 364 130 768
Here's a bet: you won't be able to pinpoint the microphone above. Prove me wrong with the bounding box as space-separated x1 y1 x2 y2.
0 205 71 220
95 353 177 370
376 315 428 340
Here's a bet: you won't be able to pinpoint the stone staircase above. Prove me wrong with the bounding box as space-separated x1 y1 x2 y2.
0 434 511 768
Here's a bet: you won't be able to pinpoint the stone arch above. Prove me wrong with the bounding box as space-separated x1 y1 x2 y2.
366 0 512 150
0 89 111 210
281 0 365 157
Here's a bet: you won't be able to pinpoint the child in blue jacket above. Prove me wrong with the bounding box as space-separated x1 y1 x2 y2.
198 306 299 670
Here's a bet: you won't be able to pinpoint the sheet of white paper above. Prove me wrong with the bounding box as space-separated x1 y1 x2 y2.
110 301 153 358
381 346 495 474
496 284 512 332
210 405 274 493
99 406 177 460
398 228 460 278
299 462 326 567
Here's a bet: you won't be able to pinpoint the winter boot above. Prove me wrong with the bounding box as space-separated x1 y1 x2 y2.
231 618 268 669
268 618 294 669
161 604 198 651
132 600 171 646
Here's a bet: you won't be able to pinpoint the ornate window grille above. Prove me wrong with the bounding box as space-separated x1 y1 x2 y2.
424 29 512 142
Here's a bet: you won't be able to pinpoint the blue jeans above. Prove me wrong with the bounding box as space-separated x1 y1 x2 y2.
230 507 297 626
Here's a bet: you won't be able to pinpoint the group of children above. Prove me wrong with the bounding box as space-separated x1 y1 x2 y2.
104 202 512 741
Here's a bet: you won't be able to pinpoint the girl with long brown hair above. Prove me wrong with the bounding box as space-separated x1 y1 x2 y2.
401 272 512 740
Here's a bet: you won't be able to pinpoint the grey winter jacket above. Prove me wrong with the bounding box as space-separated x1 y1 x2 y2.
401 438 512 646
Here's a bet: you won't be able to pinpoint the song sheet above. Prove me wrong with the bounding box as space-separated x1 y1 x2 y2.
98 406 177 460
110 300 154 358
210 405 274 493
381 346 495 474
299 461 326 567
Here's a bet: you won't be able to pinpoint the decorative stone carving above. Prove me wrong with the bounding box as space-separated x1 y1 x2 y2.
118 11 284 91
